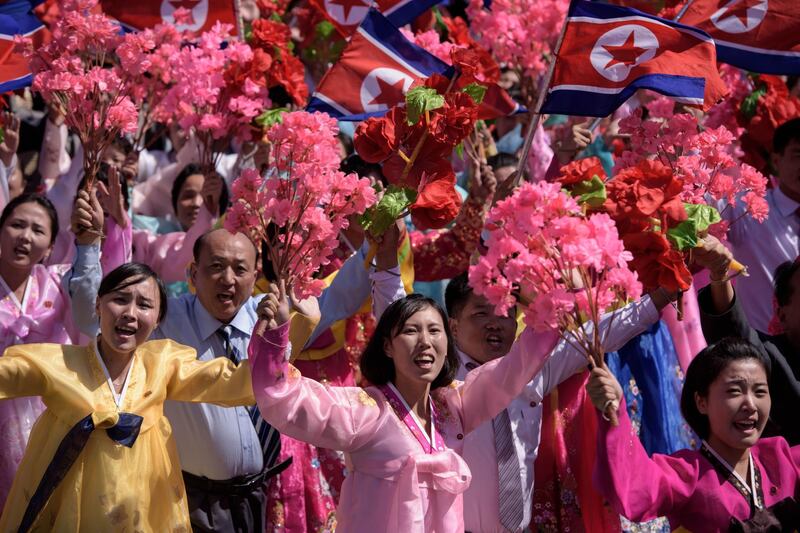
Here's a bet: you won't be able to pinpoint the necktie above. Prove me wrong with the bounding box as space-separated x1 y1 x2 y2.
218 326 281 468
493 408 525 532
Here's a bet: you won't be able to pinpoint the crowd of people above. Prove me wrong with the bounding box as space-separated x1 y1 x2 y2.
0 1 799 532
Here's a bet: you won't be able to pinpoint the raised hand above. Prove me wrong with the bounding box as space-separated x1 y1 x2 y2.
371 219 401 272
468 161 497 206
692 235 734 281
586 360 622 427
71 188 104 245
0 112 20 168
96 166 129 229
202 171 225 216
256 279 291 330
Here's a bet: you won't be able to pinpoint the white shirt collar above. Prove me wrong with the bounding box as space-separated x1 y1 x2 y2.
94 339 135 409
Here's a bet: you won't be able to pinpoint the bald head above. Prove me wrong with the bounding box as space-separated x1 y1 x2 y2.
190 229 258 322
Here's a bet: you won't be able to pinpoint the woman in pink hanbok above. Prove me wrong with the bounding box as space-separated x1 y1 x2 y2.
588 337 800 532
250 283 559 532
0 193 80 512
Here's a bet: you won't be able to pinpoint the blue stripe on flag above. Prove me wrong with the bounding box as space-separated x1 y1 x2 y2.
540 73 706 117
716 43 800 75
0 73 32 94
384 0 444 29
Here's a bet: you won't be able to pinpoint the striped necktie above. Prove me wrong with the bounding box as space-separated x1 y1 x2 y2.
493 408 525 532
218 325 281 468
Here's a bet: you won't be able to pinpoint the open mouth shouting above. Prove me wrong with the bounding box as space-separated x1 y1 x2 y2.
413 352 436 371
485 332 504 349
733 417 759 436
114 323 138 342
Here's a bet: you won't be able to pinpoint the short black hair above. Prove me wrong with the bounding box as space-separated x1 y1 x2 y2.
340 153 384 182
680 338 771 440
487 152 519 171
774 260 800 307
98 262 168 322
773 117 800 154
360 294 459 389
445 272 473 318
170 165 230 219
0 192 59 245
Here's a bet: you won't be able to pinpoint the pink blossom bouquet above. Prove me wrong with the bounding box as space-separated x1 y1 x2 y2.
116 19 184 151
161 22 271 174
225 112 377 298
18 0 138 189
469 181 642 391
614 101 769 242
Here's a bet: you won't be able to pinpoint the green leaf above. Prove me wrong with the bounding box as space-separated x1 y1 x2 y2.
462 83 487 105
405 86 444 125
666 203 721 251
569 175 606 208
455 143 464 158
740 87 766 119
316 20 336 39
360 186 417 235
255 108 288 129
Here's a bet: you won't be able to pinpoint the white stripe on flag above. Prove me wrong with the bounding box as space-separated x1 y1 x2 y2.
568 14 714 44
311 92 354 116
382 0 412 16
356 26 428 79
549 83 704 104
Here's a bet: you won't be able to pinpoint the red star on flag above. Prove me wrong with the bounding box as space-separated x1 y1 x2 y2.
170 0 202 24
721 0 765 26
329 0 368 22
368 77 407 107
603 31 648 69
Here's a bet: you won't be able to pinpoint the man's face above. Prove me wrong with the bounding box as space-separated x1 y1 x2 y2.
449 292 518 364
190 230 257 323
773 139 800 200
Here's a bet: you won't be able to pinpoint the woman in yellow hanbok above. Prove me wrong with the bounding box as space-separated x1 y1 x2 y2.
0 262 255 532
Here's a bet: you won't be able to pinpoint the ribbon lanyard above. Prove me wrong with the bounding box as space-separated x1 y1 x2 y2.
701 441 762 510
380 383 445 454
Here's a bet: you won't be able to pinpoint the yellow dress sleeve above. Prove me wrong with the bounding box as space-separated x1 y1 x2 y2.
0 345 50 399
289 309 320 361
159 340 256 406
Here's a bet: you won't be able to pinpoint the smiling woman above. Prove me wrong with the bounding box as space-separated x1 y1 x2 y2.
588 338 800 531
0 262 257 532
0 194 80 514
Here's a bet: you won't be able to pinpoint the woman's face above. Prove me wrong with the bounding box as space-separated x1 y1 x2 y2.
176 174 205 230
0 202 53 271
385 306 448 386
696 358 771 451
96 277 160 356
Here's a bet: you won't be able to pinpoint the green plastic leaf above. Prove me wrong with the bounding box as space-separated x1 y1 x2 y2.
462 83 487 105
316 20 336 39
360 186 417 235
255 108 288 129
570 175 606 208
666 203 722 251
740 87 766 119
455 142 464 158
405 86 444 125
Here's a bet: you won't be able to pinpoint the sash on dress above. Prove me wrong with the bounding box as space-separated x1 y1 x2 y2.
378 384 445 454
18 411 143 533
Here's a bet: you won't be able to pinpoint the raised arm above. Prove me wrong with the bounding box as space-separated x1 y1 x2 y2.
249 285 382 452
0 346 48 400
454 327 560 435
163 340 254 406
587 364 696 522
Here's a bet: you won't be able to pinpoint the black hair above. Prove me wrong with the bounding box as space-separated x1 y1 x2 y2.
340 153 384 180
337 131 354 159
110 136 135 156
773 117 800 154
170 164 229 219
0 192 59 245
360 294 459 389
774 260 800 307
78 163 130 211
487 152 519 171
98 262 168 323
680 338 771 440
445 272 473 318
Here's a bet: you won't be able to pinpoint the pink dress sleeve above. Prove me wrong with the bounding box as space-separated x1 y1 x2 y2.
592 399 698 522
448 328 560 435
249 322 384 452
101 217 132 274
131 208 213 282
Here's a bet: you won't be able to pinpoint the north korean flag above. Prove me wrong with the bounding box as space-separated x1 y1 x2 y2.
311 0 443 38
0 5 45 94
679 0 800 74
540 1 727 117
100 0 238 36
307 9 452 121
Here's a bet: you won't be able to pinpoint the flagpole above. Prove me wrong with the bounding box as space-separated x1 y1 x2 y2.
513 7 570 186
672 0 695 22
234 0 244 41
